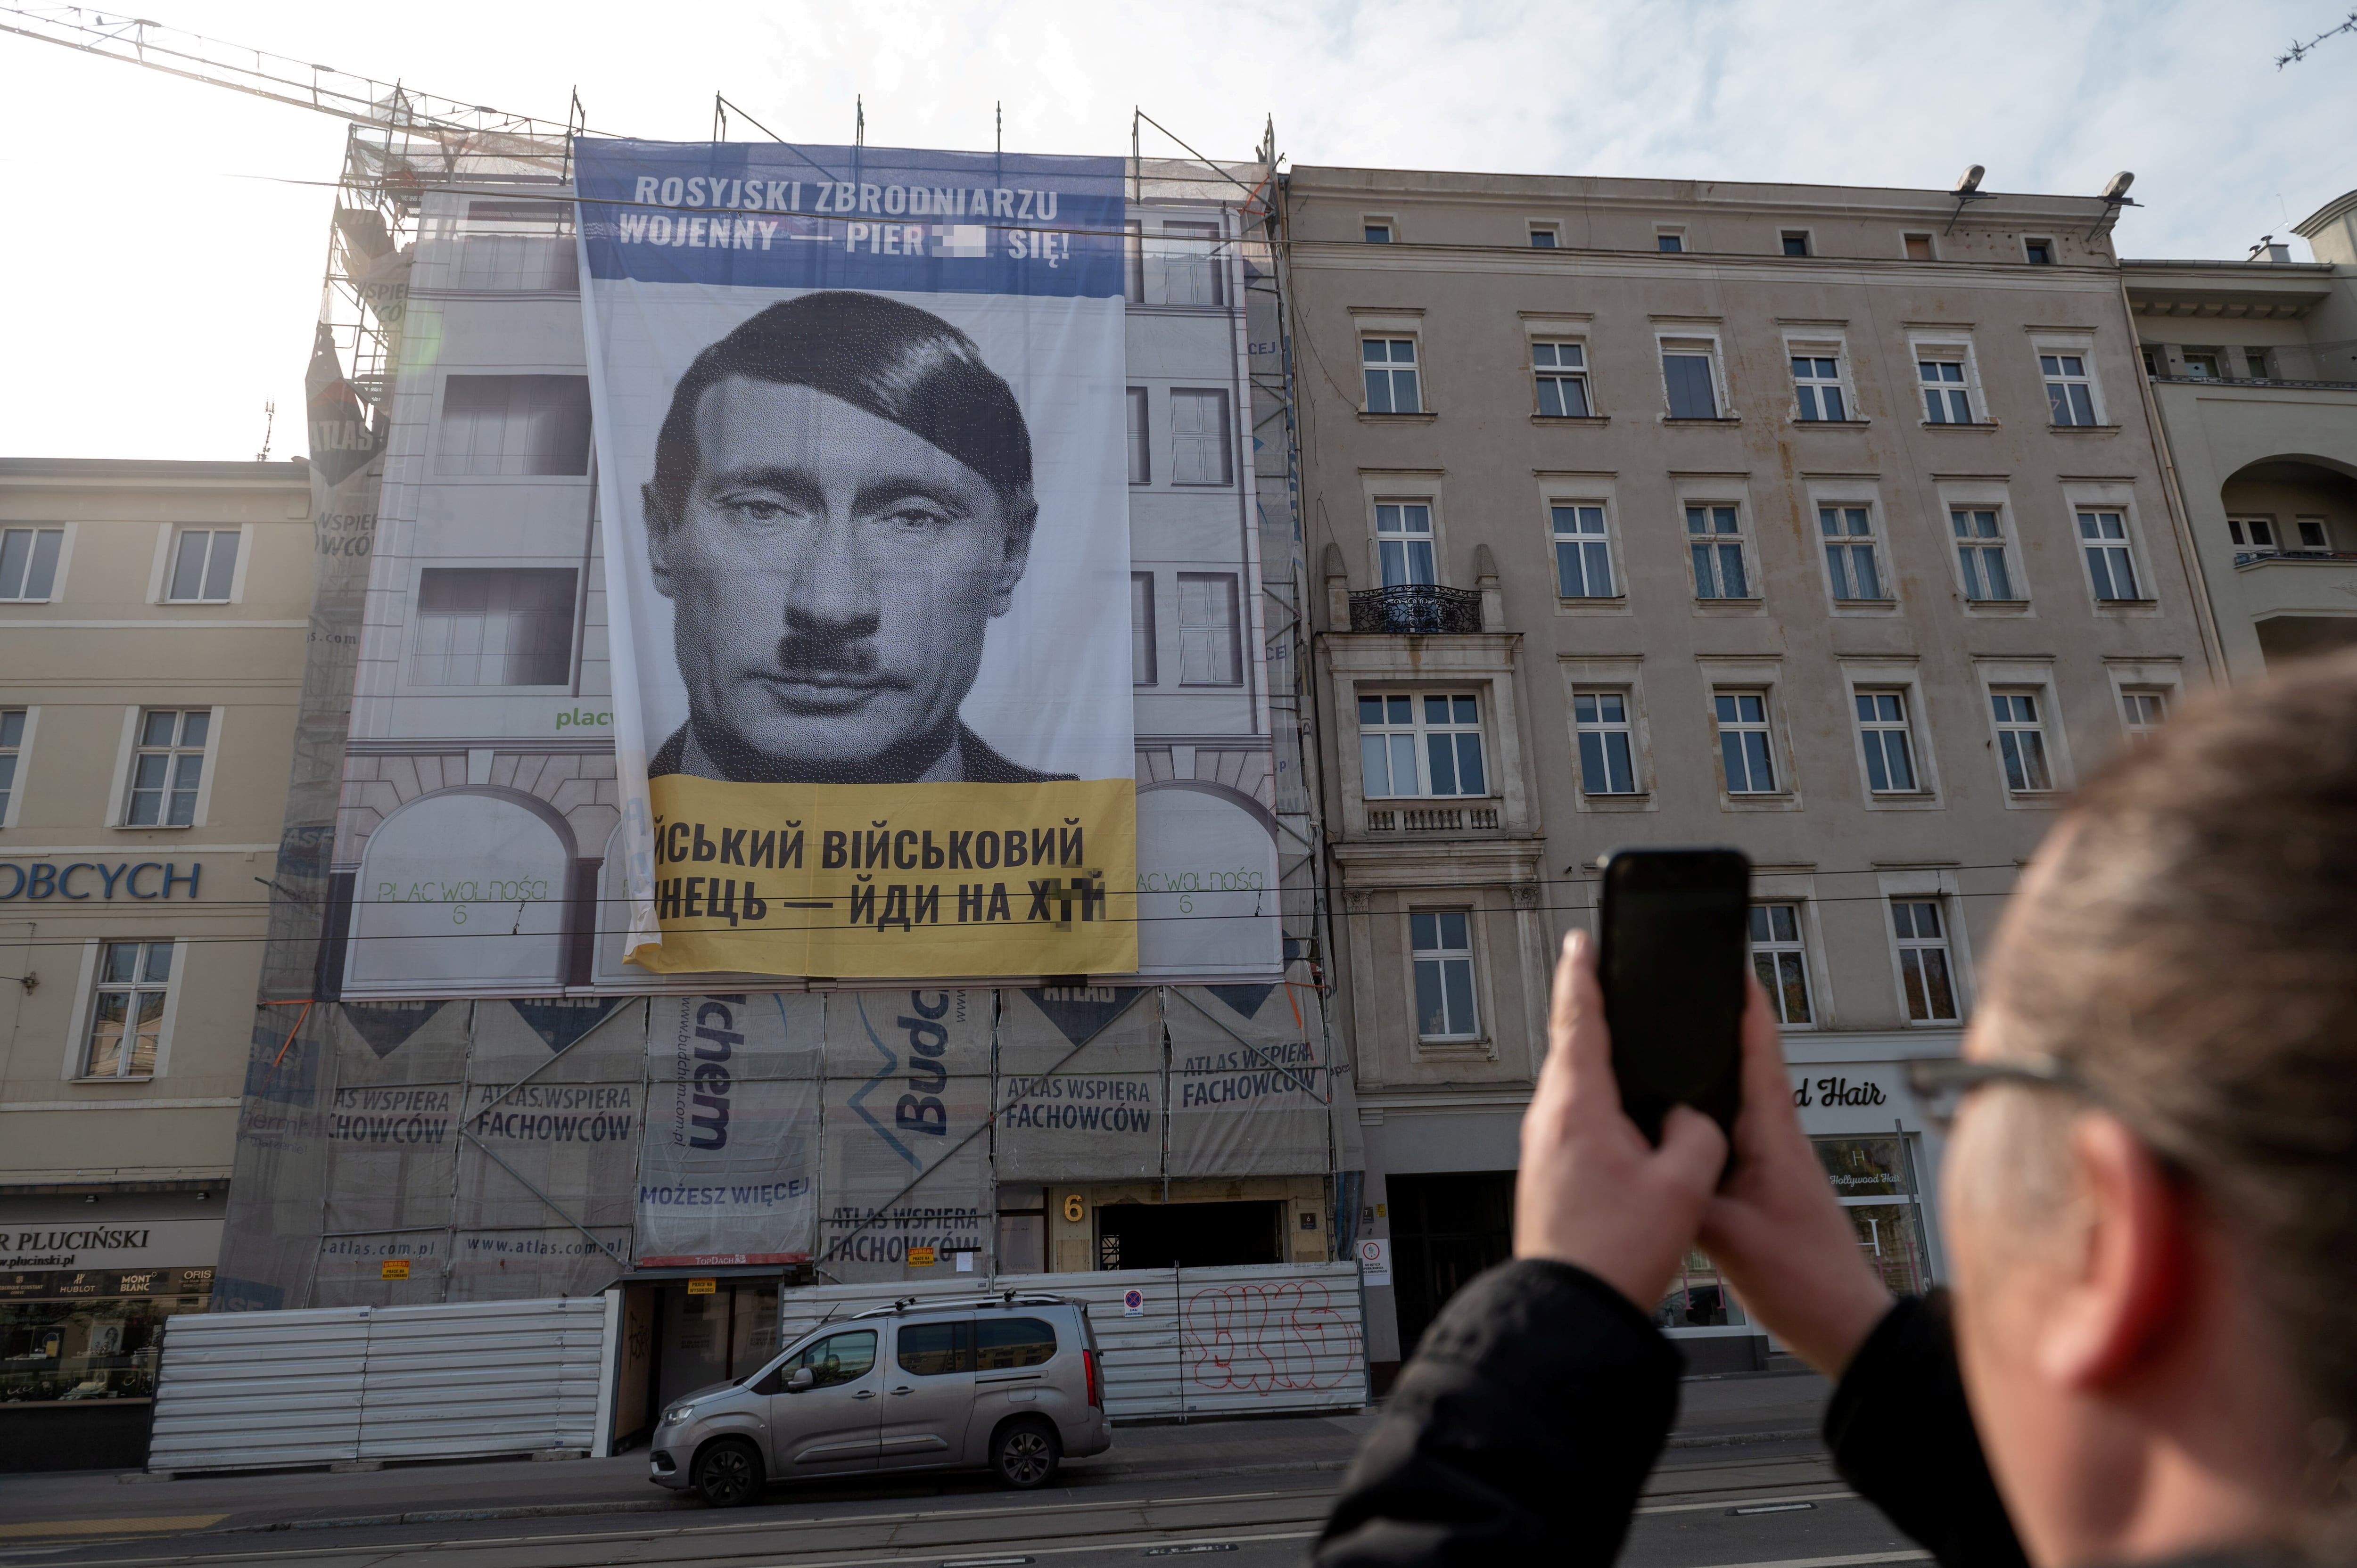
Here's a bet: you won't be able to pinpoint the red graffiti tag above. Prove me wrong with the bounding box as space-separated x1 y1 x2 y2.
1182 1280 1362 1396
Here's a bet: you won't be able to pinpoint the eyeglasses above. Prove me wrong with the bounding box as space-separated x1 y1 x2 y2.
1906 1054 2084 1131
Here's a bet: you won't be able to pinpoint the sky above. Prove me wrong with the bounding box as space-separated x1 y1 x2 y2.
1 0 2352 462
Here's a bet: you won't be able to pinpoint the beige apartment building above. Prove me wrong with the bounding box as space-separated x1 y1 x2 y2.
0 456 310 1464
2125 185 2357 680
1279 167 2219 1380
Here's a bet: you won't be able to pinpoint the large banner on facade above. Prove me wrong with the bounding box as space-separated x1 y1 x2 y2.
575 141 1136 980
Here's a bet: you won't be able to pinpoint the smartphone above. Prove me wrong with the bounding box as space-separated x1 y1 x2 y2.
1597 847 1751 1144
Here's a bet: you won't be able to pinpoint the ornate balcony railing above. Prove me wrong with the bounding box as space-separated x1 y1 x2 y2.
1347 583 1484 633
1365 805 1500 832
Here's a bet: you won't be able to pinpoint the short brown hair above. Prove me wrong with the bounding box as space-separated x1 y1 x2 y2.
1992 651 2357 1466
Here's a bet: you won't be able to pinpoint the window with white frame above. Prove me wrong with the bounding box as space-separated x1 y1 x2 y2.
1360 694 1487 798
1686 505 1752 599
1661 341 1721 419
1411 911 1479 1041
411 567 577 687
2227 517 2277 555
2077 510 2144 601
1890 901 1961 1021
1990 691 2055 792
1854 691 1920 793
1918 355 1975 423
2041 353 2100 426
1170 389 1232 485
1714 691 1778 793
165 528 240 603
1130 572 1157 686
1951 509 2020 601
1126 387 1150 485
1176 572 1241 686
1375 502 1436 586
1791 355 1848 421
1533 342 1591 417
2120 689 2167 739
1749 904 1813 1025
84 940 173 1079
1551 504 1615 598
435 374 592 477
0 526 63 601
1362 338 1420 412
0 709 24 822
1819 506 1888 601
1152 221 1225 306
125 709 209 827
1572 690 1639 795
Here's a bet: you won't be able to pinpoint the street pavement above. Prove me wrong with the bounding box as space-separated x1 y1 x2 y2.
0 1367 1899 1568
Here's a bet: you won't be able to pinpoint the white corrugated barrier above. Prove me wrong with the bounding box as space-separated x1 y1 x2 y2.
776 1262 1367 1420
148 1298 610 1473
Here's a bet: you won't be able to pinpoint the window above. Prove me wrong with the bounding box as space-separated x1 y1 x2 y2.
1529 228 1558 248
1919 358 1974 423
1177 572 1240 685
2227 517 2277 554
1662 347 1720 419
84 941 172 1078
2244 348 2273 380
1533 343 1591 417
1363 223 1393 244
1170 389 1233 485
2298 518 2331 549
2140 345 2164 377
2077 510 2143 601
780 1329 877 1390
434 374 592 477
125 710 208 827
1819 507 1887 601
0 709 24 822
2121 690 2167 739
1714 692 1777 793
2024 238 2054 265
896 1319 972 1375
1749 905 1813 1025
1792 357 1846 421
1362 339 1420 413
1816 1135 1937 1295
1573 691 1638 795
412 568 576 687
1854 692 1919 792
2181 351 2222 379
452 235 577 292
1375 503 1435 586
1991 692 2054 792
1656 232 1684 253
1411 911 1479 1041
1780 231 1811 257
165 528 240 603
1686 506 1751 599
1891 901 1960 1021
1153 221 1225 306
976 1316 1057 1369
1952 509 2019 601
1129 572 1157 686
0 527 63 602
1904 233 1934 261
1359 694 1487 798
1551 505 1614 598
1125 387 1149 485
2041 354 2099 426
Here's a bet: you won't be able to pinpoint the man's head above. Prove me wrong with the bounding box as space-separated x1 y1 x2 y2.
642 292 1039 782
1945 651 2357 1562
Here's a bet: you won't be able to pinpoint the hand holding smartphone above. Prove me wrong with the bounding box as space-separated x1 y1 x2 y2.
1598 847 1751 1144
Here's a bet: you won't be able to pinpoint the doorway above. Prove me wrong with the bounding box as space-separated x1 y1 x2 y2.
1386 1170 1515 1358
651 1280 780 1412
1094 1200 1283 1270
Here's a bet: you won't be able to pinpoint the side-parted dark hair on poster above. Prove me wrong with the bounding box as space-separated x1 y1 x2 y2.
643 290 1037 532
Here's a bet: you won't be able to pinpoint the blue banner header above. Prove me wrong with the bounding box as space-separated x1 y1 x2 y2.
575 139 1128 297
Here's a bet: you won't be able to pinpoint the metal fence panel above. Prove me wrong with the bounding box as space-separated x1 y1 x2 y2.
148 1307 371 1470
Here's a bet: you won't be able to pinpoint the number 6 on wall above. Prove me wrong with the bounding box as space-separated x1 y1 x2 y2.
1063 1194 1085 1223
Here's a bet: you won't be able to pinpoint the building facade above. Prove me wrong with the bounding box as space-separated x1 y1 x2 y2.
2125 186 2357 680
0 456 312 1463
1279 166 2219 1379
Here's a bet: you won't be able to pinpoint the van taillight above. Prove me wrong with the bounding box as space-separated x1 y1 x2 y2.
1083 1347 1102 1408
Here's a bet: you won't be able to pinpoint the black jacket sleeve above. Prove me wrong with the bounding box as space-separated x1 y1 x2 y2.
1315 1258 1683 1568
1827 1292 2027 1568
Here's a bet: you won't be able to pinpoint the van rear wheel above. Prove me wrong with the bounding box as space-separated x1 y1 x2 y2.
692 1437 763 1507
991 1418 1060 1489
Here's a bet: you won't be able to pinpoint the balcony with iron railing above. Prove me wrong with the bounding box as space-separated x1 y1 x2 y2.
2233 548 2357 568
1346 584 1485 634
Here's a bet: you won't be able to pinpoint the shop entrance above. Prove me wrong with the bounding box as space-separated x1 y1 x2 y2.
1386 1170 1515 1358
648 1280 781 1414
1094 1199 1283 1270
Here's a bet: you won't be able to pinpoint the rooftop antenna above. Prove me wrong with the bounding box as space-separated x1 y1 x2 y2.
2089 171 2140 238
855 94 864 148
1943 164 1993 235
996 99 1002 155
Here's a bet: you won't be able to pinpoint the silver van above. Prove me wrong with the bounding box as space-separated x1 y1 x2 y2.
648 1293 1112 1505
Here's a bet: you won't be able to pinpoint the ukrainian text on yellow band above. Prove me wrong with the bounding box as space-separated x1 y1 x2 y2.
629 776 1137 978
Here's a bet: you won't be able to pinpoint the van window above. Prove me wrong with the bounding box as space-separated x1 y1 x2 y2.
896 1319 974 1375
782 1330 876 1389
977 1316 1058 1369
